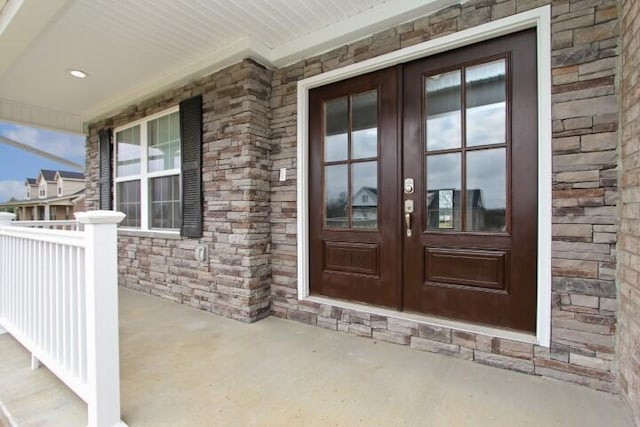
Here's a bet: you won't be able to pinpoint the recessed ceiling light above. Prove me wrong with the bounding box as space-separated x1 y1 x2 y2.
68 69 88 79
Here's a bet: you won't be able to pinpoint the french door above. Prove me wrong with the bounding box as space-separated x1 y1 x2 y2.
309 29 538 332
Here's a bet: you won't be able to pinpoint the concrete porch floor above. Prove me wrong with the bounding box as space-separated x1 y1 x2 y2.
0 288 634 427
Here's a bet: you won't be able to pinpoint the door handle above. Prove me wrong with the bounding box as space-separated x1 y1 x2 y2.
405 213 412 237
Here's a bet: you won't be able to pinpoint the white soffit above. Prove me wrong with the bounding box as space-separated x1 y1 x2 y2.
0 0 460 133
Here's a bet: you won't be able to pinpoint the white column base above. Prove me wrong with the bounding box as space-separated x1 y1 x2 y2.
86 421 129 427
31 354 41 370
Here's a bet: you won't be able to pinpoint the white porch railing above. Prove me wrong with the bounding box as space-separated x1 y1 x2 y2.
12 219 83 231
0 211 127 427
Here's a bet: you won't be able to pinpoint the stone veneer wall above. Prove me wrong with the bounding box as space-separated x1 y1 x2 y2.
270 0 621 392
619 0 640 422
83 0 625 392
85 59 273 322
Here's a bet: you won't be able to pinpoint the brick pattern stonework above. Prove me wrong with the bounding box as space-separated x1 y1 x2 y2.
270 0 620 392
619 0 640 423
83 0 626 393
86 59 273 323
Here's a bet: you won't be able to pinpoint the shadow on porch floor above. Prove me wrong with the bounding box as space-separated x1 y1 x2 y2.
0 288 634 427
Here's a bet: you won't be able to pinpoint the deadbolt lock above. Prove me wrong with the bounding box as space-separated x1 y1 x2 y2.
404 178 414 194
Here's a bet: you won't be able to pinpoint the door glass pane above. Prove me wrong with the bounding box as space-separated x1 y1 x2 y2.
466 59 506 147
325 97 348 162
425 70 461 151
352 90 378 159
426 153 461 231
466 148 506 232
116 125 141 177
351 161 378 229
325 164 348 228
148 111 181 172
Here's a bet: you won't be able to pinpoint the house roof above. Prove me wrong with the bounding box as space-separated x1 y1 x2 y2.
26 178 36 185
361 186 378 195
56 171 85 180
39 169 58 182
0 0 459 134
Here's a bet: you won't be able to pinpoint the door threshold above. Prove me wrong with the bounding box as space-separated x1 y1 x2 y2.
303 295 538 345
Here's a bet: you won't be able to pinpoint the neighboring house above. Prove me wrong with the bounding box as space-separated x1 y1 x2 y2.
425 188 508 232
25 178 37 200
0 169 85 220
1 1 639 424
352 186 378 227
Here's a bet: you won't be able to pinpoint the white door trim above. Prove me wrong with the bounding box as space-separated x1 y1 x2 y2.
296 6 552 346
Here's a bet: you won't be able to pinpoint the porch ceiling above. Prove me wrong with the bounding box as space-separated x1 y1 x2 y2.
0 0 458 134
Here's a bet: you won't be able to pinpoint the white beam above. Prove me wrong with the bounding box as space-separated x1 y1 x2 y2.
0 135 83 170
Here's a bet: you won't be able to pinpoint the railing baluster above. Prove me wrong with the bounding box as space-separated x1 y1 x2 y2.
55 242 61 363
19 238 24 332
62 245 69 370
78 246 87 382
44 242 50 355
69 245 77 377
37 240 43 354
78 248 87 382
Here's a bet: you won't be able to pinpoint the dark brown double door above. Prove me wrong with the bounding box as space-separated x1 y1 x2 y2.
309 29 538 332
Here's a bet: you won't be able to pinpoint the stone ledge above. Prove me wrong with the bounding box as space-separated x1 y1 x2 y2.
118 229 182 240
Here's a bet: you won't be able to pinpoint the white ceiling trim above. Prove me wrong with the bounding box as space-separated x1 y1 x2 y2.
83 0 461 125
0 97 83 135
82 36 257 127
269 0 461 67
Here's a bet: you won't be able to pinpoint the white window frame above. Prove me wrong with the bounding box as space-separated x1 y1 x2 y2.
296 6 552 346
114 106 181 232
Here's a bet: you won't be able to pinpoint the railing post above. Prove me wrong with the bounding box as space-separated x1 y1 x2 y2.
0 212 14 335
0 212 15 225
75 211 127 427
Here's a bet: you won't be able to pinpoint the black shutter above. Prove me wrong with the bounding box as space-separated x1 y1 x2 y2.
179 95 203 238
98 129 113 210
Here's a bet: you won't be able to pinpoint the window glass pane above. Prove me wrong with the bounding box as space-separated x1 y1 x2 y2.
116 125 141 177
149 175 181 229
324 164 348 228
325 98 348 162
426 70 461 151
117 180 141 227
426 153 461 231
352 91 378 159
466 59 506 147
148 111 181 172
170 112 180 141
351 161 377 229
466 148 506 232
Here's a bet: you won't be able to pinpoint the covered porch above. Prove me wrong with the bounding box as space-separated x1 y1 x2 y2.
0 288 633 427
